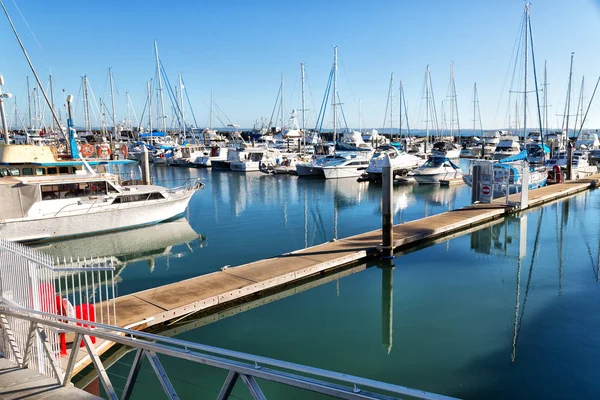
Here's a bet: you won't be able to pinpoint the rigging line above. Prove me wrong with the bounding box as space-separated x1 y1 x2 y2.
213 101 234 126
492 10 523 125
84 78 105 127
339 57 360 113
267 83 282 129
337 92 349 131
9 0 48 59
514 207 544 358
315 66 333 133
160 66 183 129
575 75 600 140
181 79 199 131
528 12 546 163
382 77 392 133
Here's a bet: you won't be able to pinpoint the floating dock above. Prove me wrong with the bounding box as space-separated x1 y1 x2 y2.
67 174 600 376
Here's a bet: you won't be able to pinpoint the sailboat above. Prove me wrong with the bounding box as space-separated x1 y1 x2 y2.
463 2 548 197
431 62 461 159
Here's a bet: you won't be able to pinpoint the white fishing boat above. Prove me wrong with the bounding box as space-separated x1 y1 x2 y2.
430 141 461 159
365 145 421 179
468 130 502 157
492 134 521 160
192 145 228 167
408 157 463 184
321 153 371 179
575 132 600 150
167 145 205 167
230 148 281 172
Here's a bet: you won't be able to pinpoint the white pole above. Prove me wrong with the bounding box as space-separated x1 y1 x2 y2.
333 46 338 143
0 75 10 143
154 40 166 133
109 67 117 145
179 73 185 138
301 63 306 150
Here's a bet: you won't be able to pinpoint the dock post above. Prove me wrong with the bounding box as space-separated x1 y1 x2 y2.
566 141 573 181
481 139 485 159
381 154 394 258
142 145 151 185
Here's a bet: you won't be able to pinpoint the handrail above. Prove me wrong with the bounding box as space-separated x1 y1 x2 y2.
0 302 455 400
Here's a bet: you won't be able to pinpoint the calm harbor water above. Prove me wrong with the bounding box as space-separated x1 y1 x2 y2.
55 163 600 399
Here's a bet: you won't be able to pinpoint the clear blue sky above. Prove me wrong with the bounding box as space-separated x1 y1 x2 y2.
2 0 600 132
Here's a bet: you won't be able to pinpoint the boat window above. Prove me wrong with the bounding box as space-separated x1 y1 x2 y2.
112 192 165 203
22 168 33 176
8 168 20 176
47 167 57 175
422 159 443 168
250 153 263 162
35 168 44 176
0 168 9 177
59 167 69 174
41 181 110 200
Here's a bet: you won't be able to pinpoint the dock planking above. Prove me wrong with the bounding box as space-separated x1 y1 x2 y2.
69 173 600 376
111 173 600 331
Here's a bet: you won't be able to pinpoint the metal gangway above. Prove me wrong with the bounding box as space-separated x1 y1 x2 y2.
0 239 455 400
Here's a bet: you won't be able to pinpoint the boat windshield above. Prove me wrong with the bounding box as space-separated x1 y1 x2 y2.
421 159 454 169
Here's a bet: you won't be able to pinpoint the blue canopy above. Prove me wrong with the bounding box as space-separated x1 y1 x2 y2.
139 131 167 138
499 150 527 163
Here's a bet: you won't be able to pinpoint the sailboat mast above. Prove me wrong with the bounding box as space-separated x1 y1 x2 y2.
333 46 338 143
523 2 529 142
565 52 574 139
147 80 152 133
109 68 117 144
100 98 107 137
210 91 213 130
49 74 55 132
82 76 91 133
359 99 362 133
179 73 185 137
280 73 285 130
425 65 430 147
473 82 476 136
399 82 402 138
450 62 455 140
154 40 166 133
390 73 395 140
543 60 548 136
301 63 306 149
26 76 31 131
573 76 584 137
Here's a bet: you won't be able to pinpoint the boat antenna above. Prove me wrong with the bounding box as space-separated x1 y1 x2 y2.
0 0 64 137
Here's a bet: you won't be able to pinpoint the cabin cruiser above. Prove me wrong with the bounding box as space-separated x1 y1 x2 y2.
0 173 201 242
0 143 201 242
431 141 461 159
230 148 281 172
492 134 521 160
575 132 600 150
167 145 205 167
407 157 463 184
192 145 228 167
365 145 422 179
321 153 371 179
544 131 567 153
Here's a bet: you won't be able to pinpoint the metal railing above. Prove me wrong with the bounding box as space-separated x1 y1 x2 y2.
0 239 117 376
0 239 455 400
0 304 456 400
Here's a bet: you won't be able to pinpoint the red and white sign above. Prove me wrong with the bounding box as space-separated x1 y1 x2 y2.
481 185 491 196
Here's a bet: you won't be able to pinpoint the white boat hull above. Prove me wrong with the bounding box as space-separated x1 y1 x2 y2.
0 190 197 243
411 171 463 184
230 161 261 172
322 166 366 179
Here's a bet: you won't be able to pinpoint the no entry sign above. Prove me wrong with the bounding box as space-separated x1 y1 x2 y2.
481 185 491 196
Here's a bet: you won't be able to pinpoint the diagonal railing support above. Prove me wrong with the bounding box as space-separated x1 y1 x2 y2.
61 333 81 386
240 374 267 400
0 313 23 365
121 348 145 400
145 350 180 400
217 371 240 400
21 321 36 368
83 334 118 400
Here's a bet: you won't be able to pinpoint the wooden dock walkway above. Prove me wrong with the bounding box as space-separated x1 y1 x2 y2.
66 174 600 376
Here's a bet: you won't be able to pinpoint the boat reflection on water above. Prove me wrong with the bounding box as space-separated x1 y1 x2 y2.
31 218 206 273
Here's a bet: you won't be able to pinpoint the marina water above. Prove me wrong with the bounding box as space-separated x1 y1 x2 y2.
48 163 600 399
